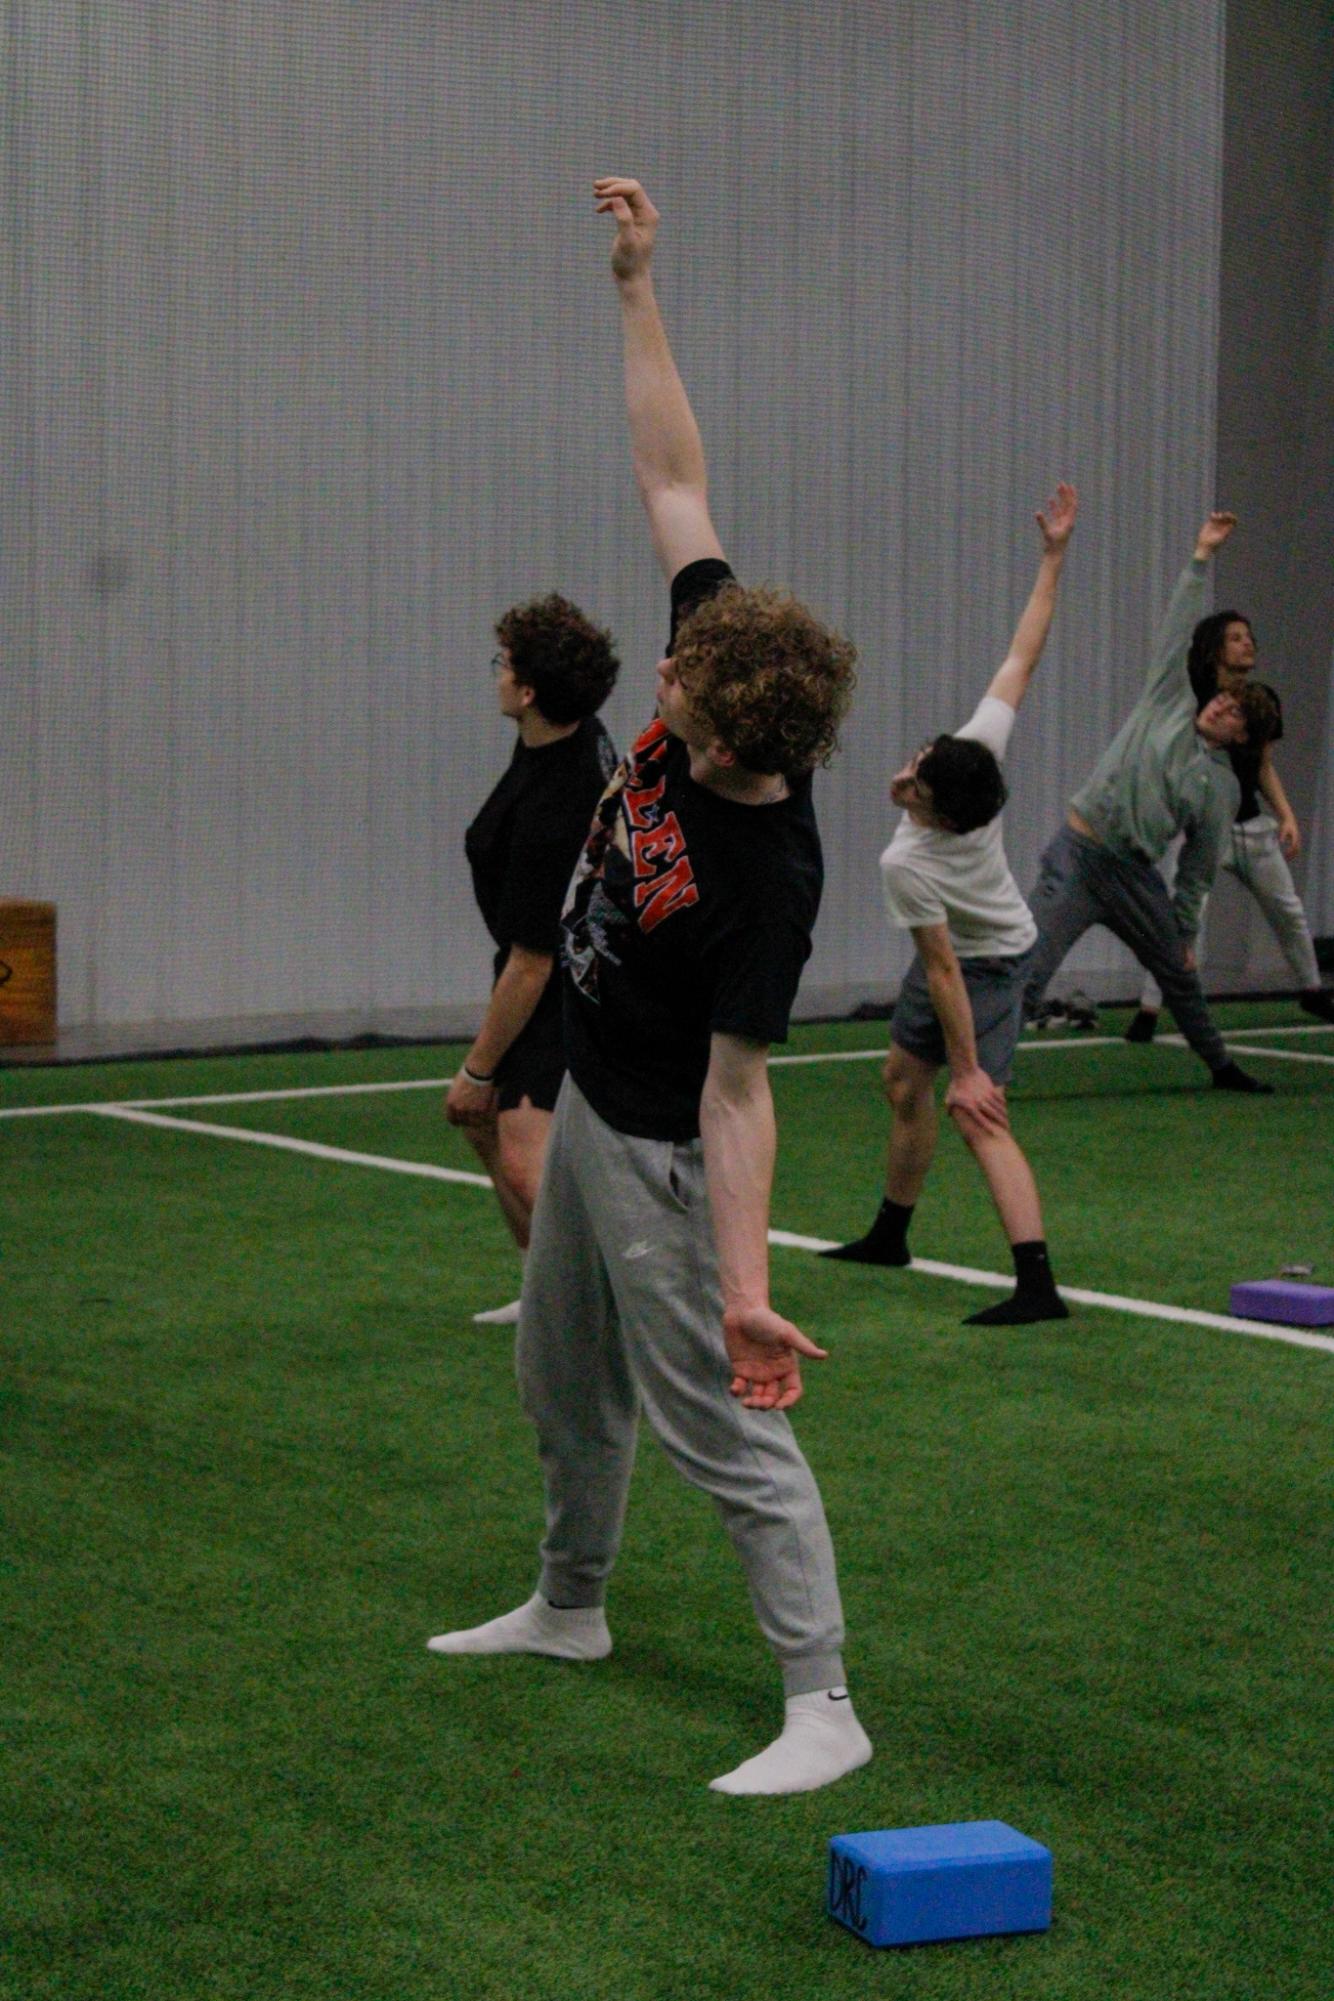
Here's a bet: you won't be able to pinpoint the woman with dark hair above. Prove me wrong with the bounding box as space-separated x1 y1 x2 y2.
446 594 619 1322
1126 607 1334 1038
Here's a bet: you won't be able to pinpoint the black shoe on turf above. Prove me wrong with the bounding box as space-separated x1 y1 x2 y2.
964 1290 1070 1327
1212 1061 1274 1095
818 1236 910 1267
1299 988 1334 1024
1027 1000 1068 1032
1124 1008 1159 1044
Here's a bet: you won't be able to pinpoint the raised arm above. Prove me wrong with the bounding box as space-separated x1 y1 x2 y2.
594 175 725 581
1141 511 1238 705
985 483 1078 711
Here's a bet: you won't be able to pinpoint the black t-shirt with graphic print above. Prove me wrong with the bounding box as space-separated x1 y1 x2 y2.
560 560 823 1143
465 715 617 1035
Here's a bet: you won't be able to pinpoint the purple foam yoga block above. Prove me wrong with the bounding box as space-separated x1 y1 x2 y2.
827 1820 1052 1948
1230 1279 1334 1327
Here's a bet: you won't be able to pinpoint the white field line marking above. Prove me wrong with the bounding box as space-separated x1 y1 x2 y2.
767 1232 1334 1356
1215 1042 1334 1067
769 1037 1125 1064
1 1078 454 1119
1217 1021 1334 1039
91 1105 491 1187
5 1017 1332 1121
79 1109 1334 1357
122 1076 455 1108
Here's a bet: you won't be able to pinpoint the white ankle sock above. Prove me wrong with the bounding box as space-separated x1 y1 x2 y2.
709 1687 872 1796
426 1591 611 1661
472 1252 525 1325
472 1298 522 1325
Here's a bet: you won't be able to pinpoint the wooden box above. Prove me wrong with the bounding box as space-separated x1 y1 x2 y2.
0 900 57 1044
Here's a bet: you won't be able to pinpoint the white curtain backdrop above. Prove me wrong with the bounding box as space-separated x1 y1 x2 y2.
0 0 1229 1035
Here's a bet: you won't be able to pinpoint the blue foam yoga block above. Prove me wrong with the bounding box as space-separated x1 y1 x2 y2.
1229 1279 1334 1327
827 1819 1052 1948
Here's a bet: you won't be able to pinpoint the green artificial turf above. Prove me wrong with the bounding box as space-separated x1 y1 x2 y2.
4 1009 1332 1999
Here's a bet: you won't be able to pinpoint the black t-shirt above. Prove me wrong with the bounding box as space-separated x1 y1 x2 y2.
465 716 617 1026
1187 655 1282 825
560 561 823 1142
1231 686 1282 821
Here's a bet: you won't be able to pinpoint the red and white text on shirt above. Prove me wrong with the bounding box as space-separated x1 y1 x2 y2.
624 729 700 934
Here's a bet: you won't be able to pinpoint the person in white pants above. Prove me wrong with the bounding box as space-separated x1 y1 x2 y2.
1126 609 1334 1038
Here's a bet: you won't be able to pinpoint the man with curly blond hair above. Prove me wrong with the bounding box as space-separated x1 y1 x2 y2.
427 178 869 1800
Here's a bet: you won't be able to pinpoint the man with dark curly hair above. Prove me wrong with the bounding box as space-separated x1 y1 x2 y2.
822 486 1078 1327
1022 512 1281 1092
1125 605 1334 1039
446 594 619 1322
428 177 869 1799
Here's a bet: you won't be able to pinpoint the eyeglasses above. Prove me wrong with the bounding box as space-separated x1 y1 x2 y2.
490 652 506 677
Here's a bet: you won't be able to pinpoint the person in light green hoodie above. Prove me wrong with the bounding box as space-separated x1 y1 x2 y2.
1022 512 1281 1093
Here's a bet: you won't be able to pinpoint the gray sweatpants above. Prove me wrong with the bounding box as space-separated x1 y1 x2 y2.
1140 816 1321 1009
1023 825 1228 1072
515 1076 847 1697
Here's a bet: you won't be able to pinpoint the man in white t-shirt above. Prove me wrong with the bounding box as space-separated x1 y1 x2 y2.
822 485 1077 1326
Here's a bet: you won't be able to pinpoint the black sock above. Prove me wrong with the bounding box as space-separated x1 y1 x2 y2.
1211 1060 1274 1095
964 1239 1069 1326
1300 988 1334 1022
819 1196 914 1266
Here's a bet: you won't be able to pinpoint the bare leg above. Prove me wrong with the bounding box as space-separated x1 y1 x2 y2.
465 1100 552 1250
464 1100 553 1324
948 1092 1066 1326
465 1120 531 1247
954 1117 1044 1245
821 1045 939 1264
882 1045 941 1204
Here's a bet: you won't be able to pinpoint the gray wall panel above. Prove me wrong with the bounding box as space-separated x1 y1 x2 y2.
1 0 1230 1033
1212 0 1334 981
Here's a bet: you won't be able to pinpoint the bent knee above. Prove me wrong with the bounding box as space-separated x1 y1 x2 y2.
463 1123 495 1162
884 1065 932 1116
497 1146 543 1214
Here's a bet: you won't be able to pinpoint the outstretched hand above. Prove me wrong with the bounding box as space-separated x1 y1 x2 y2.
593 175 660 281
1037 481 1078 552
1195 510 1238 559
723 1303 828 1412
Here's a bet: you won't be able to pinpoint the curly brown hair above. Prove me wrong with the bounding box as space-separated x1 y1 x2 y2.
495 594 619 725
1234 678 1281 748
670 584 857 778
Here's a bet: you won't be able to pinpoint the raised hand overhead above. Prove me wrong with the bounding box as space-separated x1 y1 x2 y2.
1037 480 1078 553
593 175 660 283
986 481 1078 710
594 173 724 580
1194 510 1238 560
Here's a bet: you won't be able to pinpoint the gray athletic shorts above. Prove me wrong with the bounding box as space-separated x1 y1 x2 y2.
890 949 1032 1085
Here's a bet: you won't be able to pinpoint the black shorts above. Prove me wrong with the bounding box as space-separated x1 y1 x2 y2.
493 1005 565 1113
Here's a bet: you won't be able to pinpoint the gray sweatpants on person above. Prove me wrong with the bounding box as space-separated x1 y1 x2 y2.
1023 825 1228 1072
515 1075 847 1697
1140 816 1321 1009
